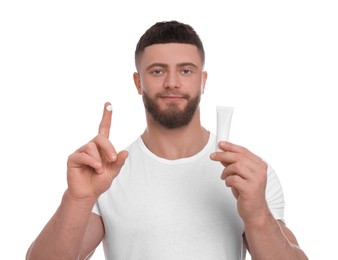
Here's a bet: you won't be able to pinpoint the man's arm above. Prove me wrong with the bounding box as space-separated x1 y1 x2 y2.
78 213 105 259
211 141 308 260
243 216 307 259
26 103 128 259
26 193 103 259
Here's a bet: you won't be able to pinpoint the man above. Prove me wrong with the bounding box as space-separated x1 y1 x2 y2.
27 21 308 259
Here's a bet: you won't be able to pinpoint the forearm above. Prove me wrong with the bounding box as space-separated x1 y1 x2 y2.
245 211 308 260
26 190 96 260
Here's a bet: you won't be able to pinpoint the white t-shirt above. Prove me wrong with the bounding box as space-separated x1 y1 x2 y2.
93 133 285 260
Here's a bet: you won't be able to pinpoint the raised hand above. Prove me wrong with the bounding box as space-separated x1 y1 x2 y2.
66 103 128 202
210 141 269 224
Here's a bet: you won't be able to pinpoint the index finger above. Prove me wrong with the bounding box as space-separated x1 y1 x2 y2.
98 102 112 138
217 141 263 164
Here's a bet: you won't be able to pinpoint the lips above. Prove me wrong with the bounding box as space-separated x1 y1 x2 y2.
157 91 189 99
160 95 186 104
161 94 184 99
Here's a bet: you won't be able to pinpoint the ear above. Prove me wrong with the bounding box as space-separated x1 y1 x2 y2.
201 71 208 94
133 72 142 95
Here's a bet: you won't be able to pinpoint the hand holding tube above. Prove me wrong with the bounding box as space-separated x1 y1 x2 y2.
210 141 269 224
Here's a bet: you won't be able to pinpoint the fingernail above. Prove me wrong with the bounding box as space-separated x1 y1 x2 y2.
106 105 113 112
111 153 117 161
219 141 227 147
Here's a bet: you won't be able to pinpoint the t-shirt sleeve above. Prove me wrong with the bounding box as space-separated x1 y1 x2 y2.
92 201 101 216
265 163 285 223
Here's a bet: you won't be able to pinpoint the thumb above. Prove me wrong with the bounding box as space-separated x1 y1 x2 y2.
110 150 129 176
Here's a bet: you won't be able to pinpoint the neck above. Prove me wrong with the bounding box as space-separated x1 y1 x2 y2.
141 108 209 160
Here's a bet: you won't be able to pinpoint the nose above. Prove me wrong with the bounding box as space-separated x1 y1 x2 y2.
163 71 181 89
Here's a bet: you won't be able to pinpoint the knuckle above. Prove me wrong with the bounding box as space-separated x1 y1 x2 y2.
67 152 78 167
232 162 242 172
226 175 239 186
235 153 245 163
67 154 73 164
262 160 268 171
241 146 249 154
87 141 97 150
259 161 268 177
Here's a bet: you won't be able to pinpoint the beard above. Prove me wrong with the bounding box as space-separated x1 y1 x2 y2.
142 90 201 129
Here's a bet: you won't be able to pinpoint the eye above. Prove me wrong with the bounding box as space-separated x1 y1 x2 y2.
181 69 192 75
151 69 164 75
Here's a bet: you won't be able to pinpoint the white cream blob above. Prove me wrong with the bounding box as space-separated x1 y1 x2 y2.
106 104 113 112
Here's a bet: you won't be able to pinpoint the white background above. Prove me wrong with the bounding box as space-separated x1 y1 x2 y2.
1 1 337 259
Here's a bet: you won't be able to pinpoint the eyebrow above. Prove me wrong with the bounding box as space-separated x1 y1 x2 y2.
146 62 199 71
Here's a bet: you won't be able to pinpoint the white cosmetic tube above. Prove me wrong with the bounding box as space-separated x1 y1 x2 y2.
216 106 234 152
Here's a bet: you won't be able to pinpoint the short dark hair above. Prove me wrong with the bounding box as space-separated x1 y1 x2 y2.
135 20 205 68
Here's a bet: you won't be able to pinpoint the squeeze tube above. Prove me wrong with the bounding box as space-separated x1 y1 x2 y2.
216 106 234 152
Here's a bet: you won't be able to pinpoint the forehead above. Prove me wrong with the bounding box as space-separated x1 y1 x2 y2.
137 43 203 69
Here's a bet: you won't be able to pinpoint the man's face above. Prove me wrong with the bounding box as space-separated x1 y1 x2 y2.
134 43 207 129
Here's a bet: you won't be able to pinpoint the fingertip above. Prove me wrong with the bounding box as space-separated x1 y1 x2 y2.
99 102 113 137
219 141 227 148
105 103 113 112
104 102 113 112
94 161 102 168
210 152 217 160
94 162 104 174
117 150 129 165
121 150 129 158
111 152 117 161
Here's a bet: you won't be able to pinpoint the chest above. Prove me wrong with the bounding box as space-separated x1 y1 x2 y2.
98 157 245 259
